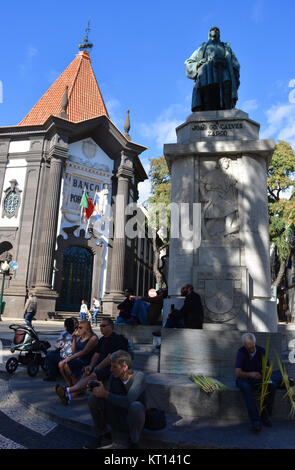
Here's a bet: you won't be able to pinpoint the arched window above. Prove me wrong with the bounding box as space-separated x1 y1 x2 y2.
0 241 13 263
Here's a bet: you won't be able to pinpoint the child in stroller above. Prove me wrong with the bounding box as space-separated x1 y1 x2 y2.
6 324 51 377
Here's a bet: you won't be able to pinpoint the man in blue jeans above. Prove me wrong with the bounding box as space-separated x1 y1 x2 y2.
235 333 277 434
23 293 37 327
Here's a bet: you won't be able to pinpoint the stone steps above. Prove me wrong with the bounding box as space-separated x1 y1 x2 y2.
114 324 161 344
48 312 78 321
133 345 160 374
145 373 295 421
48 312 116 323
114 324 161 373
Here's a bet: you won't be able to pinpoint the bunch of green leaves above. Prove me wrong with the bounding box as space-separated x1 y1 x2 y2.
190 375 228 394
276 354 295 418
259 336 274 416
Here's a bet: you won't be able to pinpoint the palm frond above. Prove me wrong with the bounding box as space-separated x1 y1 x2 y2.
276 354 295 418
190 375 228 394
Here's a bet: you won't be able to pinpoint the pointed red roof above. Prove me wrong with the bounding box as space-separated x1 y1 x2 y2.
18 51 109 126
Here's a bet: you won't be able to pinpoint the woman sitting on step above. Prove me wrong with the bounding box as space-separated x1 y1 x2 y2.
57 320 98 389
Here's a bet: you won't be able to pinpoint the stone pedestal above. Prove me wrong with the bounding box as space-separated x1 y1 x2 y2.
164 109 277 332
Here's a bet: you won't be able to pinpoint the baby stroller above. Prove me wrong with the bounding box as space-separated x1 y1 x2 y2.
5 324 51 377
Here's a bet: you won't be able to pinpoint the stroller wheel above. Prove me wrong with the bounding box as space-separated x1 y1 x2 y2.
27 361 39 377
6 357 18 374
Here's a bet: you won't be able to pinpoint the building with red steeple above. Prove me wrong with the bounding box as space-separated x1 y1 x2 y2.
0 35 154 319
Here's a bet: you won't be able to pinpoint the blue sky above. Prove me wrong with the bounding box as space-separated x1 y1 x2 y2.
0 0 294 202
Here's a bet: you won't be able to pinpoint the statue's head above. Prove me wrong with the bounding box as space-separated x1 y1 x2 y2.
209 26 220 42
218 157 230 170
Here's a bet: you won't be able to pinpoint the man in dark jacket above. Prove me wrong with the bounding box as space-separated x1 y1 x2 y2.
115 289 135 324
165 284 203 329
236 332 277 433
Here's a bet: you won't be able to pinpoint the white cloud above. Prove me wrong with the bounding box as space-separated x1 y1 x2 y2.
48 69 61 84
105 97 124 131
241 99 258 114
138 178 152 204
19 45 39 77
137 161 151 204
139 103 187 148
261 102 295 148
27 47 38 58
251 0 264 23
105 98 121 115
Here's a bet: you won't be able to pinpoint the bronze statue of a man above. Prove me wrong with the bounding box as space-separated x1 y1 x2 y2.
185 27 240 112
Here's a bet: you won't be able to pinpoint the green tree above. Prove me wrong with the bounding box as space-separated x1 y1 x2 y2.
147 156 171 286
268 140 295 287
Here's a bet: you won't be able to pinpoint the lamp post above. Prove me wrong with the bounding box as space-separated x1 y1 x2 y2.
0 260 10 321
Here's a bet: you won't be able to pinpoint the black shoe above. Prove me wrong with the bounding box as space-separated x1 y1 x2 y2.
251 421 262 434
102 431 112 441
128 439 139 449
83 438 102 449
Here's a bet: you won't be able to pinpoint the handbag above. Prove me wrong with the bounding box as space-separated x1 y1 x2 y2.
144 408 166 431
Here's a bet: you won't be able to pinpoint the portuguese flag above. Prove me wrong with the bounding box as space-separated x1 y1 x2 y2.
80 188 94 220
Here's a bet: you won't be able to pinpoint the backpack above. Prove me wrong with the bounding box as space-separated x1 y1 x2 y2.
144 408 166 431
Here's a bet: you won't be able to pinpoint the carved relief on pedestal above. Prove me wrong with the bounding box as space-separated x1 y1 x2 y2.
200 157 239 240
194 267 247 323
205 280 234 314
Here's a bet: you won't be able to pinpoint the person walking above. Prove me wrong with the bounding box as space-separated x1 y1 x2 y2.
23 293 37 327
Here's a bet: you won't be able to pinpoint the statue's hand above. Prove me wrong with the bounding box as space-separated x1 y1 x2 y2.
197 58 207 68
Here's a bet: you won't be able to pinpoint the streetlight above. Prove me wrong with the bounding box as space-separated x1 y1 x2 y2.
0 260 10 321
0 260 18 321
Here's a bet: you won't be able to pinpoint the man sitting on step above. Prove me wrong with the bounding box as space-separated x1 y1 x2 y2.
165 284 204 329
84 349 146 449
235 332 278 434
